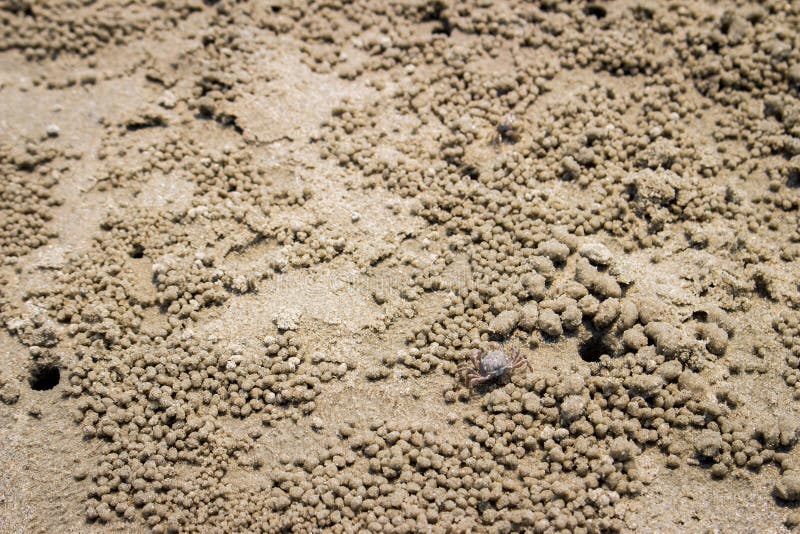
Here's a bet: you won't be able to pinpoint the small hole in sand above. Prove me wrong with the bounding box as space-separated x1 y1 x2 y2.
29 364 60 391
129 243 144 258
584 5 607 18
579 335 605 362
787 169 799 189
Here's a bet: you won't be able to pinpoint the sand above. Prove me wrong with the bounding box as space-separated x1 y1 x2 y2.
1 0 800 532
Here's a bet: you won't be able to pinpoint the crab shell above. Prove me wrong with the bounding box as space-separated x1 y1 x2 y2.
478 349 512 379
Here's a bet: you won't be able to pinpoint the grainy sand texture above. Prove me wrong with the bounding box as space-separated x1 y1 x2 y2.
1 1 800 532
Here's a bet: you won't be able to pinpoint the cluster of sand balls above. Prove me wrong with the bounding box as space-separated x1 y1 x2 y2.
0 267 64 402
0 371 20 404
0 1 203 61
22 133 348 345
0 276 21 403
0 141 68 259
774 311 800 400
230 420 633 533
93 134 200 193
2 129 360 531
158 408 799 532
299 0 800 527
182 4 275 132
65 328 353 531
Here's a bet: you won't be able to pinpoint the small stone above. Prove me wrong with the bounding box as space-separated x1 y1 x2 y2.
46 124 60 137
610 437 639 462
560 395 586 424
523 393 541 413
578 242 613 266
774 472 800 502
655 360 682 382
594 298 620 328
696 323 729 356
521 272 547 300
710 462 729 479
0 381 20 405
560 304 582 331
695 429 723 459
536 239 570 264
618 300 639 330
197 96 216 116
666 454 681 469
372 289 387 305
624 374 663 398
537 308 563 337
622 327 649 351
159 90 177 109
310 417 324 431
274 308 302 330
351 212 361 223
518 302 539 332
490 310 520 337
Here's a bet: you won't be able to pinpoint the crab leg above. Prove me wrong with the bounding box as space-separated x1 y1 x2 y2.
509 349 530 370
457 364 476 384
469 375 493 387
463 371 481 386
470 350 481 370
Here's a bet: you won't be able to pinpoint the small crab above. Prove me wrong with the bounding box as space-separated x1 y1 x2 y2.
489 114 521 146
458 343 530 388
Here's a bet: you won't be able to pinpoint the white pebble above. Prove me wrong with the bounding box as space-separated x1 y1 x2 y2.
578 242 613 266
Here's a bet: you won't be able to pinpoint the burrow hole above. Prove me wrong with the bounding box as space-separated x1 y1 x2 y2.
129 243 144 259
578 335 606 363
29 364 60 391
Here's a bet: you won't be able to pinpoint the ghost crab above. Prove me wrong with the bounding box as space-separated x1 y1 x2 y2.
489 114 521 146
458 343 530 389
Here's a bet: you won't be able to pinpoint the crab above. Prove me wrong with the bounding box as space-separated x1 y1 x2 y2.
489 114 521 146
458 343 530 388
